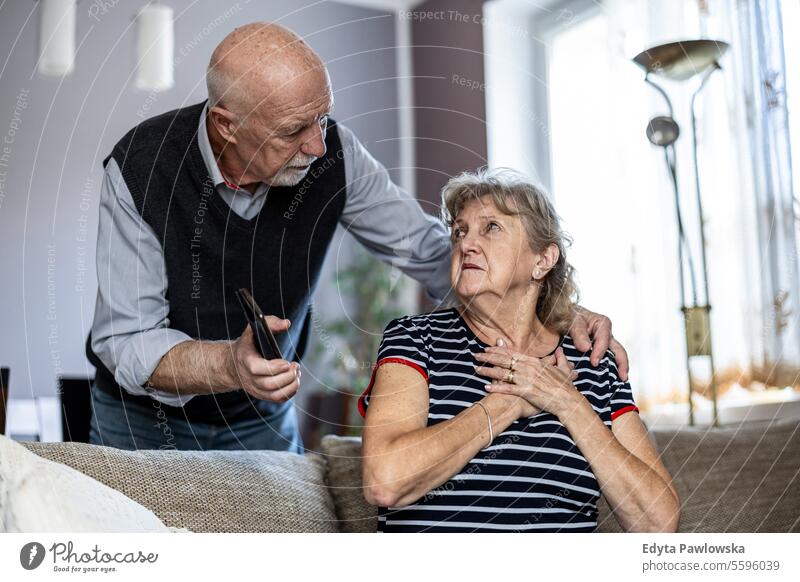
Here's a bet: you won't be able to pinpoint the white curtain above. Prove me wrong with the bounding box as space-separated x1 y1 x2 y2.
725 0 800 381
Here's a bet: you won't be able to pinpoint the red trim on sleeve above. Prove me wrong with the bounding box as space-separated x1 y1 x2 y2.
611 405 639 421
357 357 428 418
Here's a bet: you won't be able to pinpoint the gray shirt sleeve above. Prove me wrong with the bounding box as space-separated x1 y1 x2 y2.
337 123 453 303
90 157 196 406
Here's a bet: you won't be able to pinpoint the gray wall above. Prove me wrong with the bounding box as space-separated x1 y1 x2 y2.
0 0 401 399
412 0 488 210
406 0 488 309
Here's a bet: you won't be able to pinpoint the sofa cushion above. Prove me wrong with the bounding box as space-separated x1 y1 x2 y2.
653 418 800 532
597 418 800 532
0 435 168 532
21 441 339 533
320 435 377 532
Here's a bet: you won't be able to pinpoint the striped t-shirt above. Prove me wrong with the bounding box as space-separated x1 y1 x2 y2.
358 308 639 533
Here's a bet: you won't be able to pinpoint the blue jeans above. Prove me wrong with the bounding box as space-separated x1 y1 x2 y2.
88 384 303 452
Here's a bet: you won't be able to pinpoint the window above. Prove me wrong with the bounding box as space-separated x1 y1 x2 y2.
485 0 800 420
546 8 688 412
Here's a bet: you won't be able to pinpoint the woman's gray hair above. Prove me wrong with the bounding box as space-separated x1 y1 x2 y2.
441 167 579 335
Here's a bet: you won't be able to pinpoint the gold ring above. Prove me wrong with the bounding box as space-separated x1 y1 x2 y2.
506 370 515 384
510 356 518 371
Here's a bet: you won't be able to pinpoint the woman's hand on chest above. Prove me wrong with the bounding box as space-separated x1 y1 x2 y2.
474 345 584 418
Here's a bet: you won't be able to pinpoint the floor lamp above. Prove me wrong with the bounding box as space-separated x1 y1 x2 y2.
633 40 729 427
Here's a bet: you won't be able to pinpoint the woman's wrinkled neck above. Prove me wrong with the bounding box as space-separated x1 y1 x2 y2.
459 285 557 354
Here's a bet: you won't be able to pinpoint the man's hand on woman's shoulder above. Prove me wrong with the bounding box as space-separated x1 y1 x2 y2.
569 305 629 380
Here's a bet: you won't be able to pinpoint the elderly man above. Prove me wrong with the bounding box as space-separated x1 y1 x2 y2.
86 22 627 452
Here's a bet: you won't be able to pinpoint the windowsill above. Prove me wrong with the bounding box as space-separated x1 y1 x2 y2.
641 394 800 429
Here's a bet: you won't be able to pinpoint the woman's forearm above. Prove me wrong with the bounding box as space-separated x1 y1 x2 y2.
364 393 520 508
560 399 680 532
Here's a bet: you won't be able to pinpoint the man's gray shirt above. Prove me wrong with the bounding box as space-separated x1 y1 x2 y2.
91 105 452 406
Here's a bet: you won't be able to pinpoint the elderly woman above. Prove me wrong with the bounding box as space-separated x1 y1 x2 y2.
359 168 680 533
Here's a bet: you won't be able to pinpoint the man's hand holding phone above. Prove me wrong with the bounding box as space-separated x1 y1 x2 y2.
229 316 300 403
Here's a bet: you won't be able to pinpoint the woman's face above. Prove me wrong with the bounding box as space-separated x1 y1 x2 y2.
449 195 537 303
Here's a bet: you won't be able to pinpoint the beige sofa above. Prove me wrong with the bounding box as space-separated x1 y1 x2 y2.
16 417 800 533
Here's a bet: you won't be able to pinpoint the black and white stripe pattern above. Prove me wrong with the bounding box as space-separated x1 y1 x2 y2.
359 308 639 533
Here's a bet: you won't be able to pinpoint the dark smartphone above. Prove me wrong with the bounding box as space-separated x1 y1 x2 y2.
236 288 283 360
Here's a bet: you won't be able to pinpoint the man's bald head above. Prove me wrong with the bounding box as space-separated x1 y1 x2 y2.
206 22 327 116
204 22 334 188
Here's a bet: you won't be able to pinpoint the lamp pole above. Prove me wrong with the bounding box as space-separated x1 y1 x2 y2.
634 40 728 427
689 64 723 427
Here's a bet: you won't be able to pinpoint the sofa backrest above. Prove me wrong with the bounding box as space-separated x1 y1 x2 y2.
643 418 799 533
21 441 339 533
18 416 800 533
320 435 377 532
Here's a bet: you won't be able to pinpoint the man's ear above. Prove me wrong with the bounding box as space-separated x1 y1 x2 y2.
532 243 560 280
208 106 239 144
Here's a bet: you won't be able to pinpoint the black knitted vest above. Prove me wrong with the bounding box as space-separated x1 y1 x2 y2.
87 101 346 425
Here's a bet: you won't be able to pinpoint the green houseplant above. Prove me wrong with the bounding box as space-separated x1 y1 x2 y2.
305 243 413 446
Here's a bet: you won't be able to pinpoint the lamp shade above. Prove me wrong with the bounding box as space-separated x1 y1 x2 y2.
633 40 729 81
38 0 76 76
136 4 174 92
